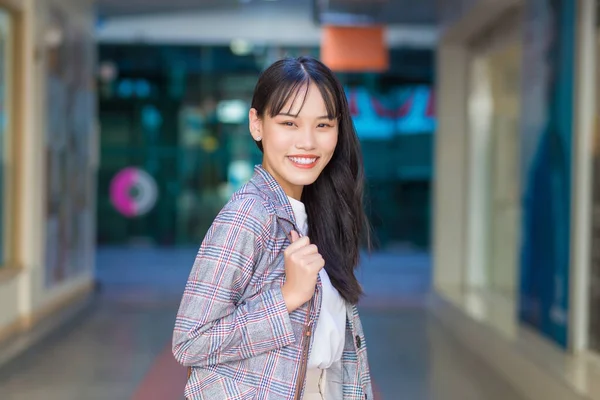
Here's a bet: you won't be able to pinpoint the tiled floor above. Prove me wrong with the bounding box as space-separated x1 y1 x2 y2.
0 248 524 400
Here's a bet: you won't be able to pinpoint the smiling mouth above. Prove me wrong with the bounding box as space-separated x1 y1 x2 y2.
287 156 319 169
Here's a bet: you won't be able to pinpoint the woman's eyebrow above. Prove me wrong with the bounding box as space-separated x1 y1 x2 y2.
276 113 333 119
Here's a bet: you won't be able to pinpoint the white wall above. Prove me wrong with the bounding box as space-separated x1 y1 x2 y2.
432 43 469 289
569 0 596 353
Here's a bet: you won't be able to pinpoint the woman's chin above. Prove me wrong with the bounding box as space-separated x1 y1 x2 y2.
289 175 319 188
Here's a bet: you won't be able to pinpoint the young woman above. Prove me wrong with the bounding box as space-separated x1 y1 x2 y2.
173 56 373 400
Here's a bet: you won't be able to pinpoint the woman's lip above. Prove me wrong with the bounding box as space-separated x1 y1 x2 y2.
287 156 319 169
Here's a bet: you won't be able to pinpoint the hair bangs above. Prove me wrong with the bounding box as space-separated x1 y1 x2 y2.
315 82 340 120
265 74 340 120
266 75 311 118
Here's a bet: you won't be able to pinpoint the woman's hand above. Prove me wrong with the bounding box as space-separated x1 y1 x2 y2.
281 230 324 312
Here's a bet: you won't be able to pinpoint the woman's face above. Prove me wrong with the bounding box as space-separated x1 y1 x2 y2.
249 83 338 200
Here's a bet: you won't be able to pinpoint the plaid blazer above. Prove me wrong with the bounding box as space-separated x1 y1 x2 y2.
173 165 373 400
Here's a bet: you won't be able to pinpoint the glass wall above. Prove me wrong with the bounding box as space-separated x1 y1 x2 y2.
470 42 522 295
97 45 279 246
465 1 576 350
467 20 522 297
0 8 12 266
44 5 96 286
517 0 575 349
97 44 435 249
342 78 434 249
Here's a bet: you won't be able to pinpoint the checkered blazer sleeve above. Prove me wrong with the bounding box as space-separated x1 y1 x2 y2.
172 197 296 367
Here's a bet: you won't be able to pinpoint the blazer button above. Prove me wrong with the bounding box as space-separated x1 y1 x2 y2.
355 335 362 349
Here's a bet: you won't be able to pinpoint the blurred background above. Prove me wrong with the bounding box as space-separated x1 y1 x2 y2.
0 0 597 399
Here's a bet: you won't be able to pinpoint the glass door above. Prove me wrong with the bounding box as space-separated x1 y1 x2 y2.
467 15 523 298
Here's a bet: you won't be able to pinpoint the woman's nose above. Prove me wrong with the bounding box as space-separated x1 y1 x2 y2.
296 127 316 150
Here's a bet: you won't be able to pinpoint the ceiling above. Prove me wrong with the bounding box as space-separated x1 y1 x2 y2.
96 0 438 25
97 0 308 18
316 0 437 25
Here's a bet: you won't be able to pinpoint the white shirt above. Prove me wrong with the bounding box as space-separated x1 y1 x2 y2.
287 196 347 369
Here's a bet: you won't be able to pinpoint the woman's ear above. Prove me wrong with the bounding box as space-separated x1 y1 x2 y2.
249 108 262 141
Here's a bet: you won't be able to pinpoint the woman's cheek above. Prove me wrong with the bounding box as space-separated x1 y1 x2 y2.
323 132 338 155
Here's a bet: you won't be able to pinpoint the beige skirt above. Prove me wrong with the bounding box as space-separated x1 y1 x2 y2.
302 363 343 400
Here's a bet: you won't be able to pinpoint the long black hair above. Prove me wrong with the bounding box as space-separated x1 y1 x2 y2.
251 56 370 304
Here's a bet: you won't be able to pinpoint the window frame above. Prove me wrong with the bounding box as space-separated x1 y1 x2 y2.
0 1 24 276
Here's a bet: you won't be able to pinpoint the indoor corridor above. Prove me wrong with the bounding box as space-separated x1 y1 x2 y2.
0 248 524 400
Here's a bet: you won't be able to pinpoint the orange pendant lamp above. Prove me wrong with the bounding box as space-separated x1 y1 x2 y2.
320 25 389 72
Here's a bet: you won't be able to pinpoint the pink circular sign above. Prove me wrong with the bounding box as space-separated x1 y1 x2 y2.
109 167 158 217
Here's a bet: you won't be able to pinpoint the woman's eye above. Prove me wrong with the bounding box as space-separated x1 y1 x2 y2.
282 122 295 127
317 123 332 128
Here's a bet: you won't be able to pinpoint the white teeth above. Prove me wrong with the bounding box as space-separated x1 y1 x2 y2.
289 157 317 165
